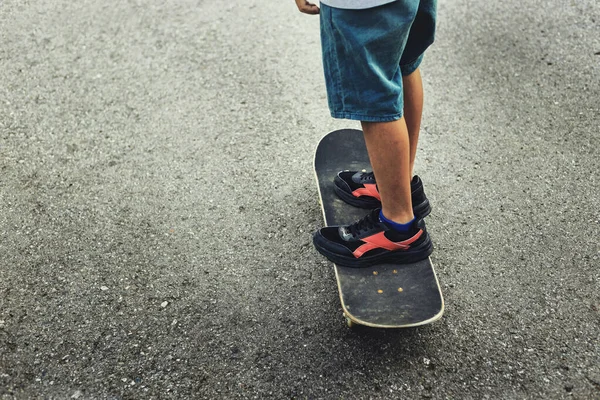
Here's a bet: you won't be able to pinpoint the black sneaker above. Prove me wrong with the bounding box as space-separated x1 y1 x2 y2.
334 172 432 218
313 208 433 268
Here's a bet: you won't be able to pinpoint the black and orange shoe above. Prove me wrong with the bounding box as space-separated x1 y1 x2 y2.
313 208 433 268
333 172 432 218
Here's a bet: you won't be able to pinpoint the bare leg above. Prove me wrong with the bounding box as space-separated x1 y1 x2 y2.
402 68 424 176
360 69 423 224
361 119 413 224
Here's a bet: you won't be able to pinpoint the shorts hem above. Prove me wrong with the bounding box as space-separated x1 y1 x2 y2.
330 111 403 122
400 53 424 76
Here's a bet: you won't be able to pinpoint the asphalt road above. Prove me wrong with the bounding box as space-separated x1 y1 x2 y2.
1 0 599 398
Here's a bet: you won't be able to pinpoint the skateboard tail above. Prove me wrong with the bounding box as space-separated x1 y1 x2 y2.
334 259 445 328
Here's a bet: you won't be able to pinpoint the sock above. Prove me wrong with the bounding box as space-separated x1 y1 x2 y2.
379 210 415 232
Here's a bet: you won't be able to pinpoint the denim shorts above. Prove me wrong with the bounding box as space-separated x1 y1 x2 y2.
320 0 437 122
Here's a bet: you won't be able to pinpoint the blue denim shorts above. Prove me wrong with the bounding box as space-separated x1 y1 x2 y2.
320 0 437 122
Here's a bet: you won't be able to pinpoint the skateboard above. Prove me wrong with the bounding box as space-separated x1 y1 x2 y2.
314 129 444 328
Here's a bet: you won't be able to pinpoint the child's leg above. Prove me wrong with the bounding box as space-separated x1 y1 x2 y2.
313 2 437 267
402 68 424 177
367 68 424 224
362 119 414 224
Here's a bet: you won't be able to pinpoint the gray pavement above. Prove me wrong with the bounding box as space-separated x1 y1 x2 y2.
1 0 599 398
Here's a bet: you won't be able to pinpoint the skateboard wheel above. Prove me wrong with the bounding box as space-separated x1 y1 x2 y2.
344 314 355 328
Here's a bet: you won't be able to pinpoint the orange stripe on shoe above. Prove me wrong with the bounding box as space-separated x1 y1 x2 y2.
352 230 423 258
352 184 381 200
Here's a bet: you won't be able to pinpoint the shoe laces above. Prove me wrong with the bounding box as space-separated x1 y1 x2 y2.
348 209 380 238
359 172 375 182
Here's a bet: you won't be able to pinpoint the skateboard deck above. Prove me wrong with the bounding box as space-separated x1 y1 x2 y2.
314 129 444 328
